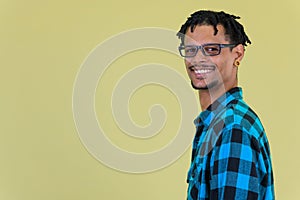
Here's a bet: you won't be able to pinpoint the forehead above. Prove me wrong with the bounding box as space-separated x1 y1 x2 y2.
184 24 228 45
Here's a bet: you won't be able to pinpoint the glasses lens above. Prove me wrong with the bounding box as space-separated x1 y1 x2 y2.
203 44 220 56
181 46 197 57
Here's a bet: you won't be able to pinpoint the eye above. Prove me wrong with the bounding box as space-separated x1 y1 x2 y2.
184 46 197 55
203 45 220 54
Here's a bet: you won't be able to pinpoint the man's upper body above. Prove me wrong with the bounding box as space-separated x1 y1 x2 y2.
187 87 274 199
177 10 275 199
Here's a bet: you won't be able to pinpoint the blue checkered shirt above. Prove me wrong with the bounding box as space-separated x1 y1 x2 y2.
187 87 275 200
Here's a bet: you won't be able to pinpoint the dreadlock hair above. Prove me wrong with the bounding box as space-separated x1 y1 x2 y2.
177 10 251 47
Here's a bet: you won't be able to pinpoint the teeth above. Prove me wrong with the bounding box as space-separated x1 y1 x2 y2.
194 69 213 74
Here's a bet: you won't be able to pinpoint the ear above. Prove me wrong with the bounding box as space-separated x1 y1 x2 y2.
233 44 245 62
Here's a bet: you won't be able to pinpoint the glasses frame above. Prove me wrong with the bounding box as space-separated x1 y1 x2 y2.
178 43 237 57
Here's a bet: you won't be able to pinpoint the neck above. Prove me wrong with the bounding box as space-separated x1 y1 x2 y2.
198 83 237 111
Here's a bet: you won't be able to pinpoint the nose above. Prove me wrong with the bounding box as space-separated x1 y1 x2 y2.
188 48 208 65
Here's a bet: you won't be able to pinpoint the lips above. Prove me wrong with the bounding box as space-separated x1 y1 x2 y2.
189 65 215 78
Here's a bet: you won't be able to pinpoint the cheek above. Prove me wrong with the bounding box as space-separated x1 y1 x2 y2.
184 59 192 74
184 59 191 67
217 61 235 80
214 57 232 71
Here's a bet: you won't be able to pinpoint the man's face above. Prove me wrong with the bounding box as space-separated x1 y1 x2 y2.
183 25 242 91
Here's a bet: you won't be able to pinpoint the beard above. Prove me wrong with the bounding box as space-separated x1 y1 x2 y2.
190 80 219 90
191 81 208 90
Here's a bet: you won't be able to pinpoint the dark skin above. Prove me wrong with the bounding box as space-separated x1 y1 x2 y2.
184 24 244 110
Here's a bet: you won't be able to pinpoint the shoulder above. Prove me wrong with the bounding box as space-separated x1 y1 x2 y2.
221 99 265 140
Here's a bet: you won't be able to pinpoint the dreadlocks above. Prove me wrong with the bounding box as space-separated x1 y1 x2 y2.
177 10 251 47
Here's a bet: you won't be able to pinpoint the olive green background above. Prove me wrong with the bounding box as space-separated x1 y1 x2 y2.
1 0 299 199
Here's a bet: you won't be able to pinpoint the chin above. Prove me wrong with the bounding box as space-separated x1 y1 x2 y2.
191 81 208 90
191 80 219 91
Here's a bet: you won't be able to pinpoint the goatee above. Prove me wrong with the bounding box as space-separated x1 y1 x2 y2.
191 81 208 90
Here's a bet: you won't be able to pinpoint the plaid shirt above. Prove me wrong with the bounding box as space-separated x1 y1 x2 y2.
187 87 275 200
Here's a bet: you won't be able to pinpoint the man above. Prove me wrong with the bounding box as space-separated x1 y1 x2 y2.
177 10 275 199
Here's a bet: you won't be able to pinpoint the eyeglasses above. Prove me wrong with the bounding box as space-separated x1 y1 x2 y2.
178 43 237 57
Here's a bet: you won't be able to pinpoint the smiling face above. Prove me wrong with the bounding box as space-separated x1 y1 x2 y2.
184 25 244 91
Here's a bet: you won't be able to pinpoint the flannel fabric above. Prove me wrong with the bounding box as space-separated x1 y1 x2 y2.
187 87 275 200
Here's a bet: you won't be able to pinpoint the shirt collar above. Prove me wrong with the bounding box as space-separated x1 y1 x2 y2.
194 87 243 127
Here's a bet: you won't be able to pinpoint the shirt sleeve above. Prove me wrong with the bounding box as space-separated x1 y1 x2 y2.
209 125 261 199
